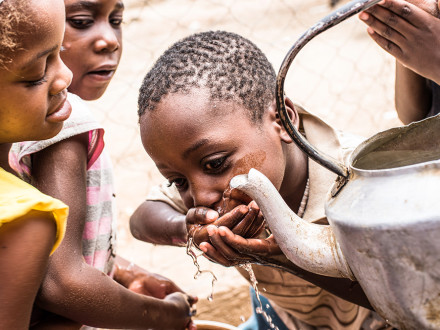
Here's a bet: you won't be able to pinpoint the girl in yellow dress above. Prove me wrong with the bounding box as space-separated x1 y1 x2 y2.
0 0 72 328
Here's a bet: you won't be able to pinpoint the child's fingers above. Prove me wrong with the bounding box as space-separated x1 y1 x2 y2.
208 226 253 263
220 229 282 257
213 204 249 228
232 203 265 238
199 240 238 267
246 215 266 238
227 188 253 205
359 9 405 57
186 207 218 225
203 225 254 265
361 5 408 42
230 204 259 237
377 0 439 28
190 204 250 246
366 26 403 58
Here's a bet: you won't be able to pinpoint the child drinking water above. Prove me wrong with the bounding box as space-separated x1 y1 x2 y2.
9 0 197 328
0 0 71 328
131 30 392 329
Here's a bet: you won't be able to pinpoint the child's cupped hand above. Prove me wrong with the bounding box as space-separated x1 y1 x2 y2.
114 265 198 302
186 187 265 248
198 227 283 267
186 201 265 247
359 0 440 84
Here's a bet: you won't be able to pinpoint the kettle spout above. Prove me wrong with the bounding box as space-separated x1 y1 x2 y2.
230 168 354 280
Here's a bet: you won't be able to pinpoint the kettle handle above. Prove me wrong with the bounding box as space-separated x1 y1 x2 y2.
276 0 381 178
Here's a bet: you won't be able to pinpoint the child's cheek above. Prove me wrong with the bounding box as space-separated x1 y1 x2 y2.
232 150 266 177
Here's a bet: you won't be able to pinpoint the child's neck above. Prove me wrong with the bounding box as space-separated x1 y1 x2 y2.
0 143 14 173
280 146 309 214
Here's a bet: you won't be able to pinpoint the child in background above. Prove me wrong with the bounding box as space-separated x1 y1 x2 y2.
359 0 440 124
0 0 71 328
131 31 391 329
9 0 196 329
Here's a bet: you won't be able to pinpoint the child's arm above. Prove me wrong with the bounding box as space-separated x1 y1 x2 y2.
199 225 373 310
130 199 264 247
31 134 195 329
130 200 188 246
359 0 440 123
113 255 187 298
0 211 56 329
394 62 432 124
130 195 372 309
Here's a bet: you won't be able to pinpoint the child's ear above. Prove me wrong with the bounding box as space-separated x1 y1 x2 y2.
271 96 299 144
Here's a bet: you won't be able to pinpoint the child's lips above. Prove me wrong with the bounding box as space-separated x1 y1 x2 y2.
87 69 115 82
47 98 72 123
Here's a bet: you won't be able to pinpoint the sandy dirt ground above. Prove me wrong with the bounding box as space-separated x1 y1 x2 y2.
87 0 402 327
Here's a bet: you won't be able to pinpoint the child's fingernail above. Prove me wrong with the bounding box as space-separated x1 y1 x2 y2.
207 225 216 236
367 27 375 35
218 227 226 236
206 210 218 221
359 12 369 20
199 243 208 253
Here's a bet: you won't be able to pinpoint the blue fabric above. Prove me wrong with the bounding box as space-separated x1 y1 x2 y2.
430 80 440 117
238 286 289 330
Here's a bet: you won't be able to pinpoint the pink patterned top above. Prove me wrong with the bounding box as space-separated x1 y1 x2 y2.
9 93 117 274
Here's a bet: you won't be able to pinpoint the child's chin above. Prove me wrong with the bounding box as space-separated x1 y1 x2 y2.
30 123 64 142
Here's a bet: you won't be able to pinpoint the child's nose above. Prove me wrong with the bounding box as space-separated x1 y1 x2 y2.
94 24 120 53
190 183 223 210
50 58 72 96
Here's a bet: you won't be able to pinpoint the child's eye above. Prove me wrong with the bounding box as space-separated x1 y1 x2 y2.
167 178 188 191
68 18 93 29
204 156 228 173
110 17 123 27
25 76 47 87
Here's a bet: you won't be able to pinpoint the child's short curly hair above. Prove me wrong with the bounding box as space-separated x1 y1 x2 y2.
0 1 32 66
138 30 276 123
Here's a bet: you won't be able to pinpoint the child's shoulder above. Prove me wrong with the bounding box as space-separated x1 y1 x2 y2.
0 167 67 220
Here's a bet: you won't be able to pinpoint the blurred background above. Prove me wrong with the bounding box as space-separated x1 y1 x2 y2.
88 0 401 326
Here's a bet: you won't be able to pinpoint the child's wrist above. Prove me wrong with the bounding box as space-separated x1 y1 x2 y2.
171 214 188 246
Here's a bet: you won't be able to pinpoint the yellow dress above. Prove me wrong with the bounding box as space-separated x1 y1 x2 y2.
0 167 68 254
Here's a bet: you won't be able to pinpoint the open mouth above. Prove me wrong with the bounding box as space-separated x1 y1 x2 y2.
88 70 114 78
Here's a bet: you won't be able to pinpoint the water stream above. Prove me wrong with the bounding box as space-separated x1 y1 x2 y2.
239 263 278 330
186 236 218 301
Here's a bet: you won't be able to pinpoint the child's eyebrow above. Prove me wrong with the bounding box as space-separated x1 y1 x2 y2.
66 0 124 12
183 139 209 159
21 45 59 71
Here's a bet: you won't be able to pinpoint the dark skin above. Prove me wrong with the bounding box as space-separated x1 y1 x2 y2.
30 133 196 329
134 87 373 310
358 0 440 124
0 144 57 328
26 0 197 328
0 0 72 326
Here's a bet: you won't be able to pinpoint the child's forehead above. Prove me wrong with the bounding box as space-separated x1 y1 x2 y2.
64 0 125 11
157 88 246 118
143 90 254 137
